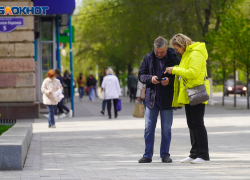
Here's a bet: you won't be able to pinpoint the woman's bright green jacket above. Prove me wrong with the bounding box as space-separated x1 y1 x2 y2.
172 42 210 106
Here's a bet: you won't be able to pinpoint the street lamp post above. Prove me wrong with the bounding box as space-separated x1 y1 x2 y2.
56 15 61 71
69 14 74 116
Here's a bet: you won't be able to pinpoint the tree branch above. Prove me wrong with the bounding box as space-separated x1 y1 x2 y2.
204 0 212 36
214 14 221 31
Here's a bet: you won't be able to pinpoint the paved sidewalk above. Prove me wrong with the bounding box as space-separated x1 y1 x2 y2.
1 97 250 180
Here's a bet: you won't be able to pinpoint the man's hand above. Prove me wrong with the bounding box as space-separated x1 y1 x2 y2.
164 67 174 74
161 77 169 86
137 97 141 102
151 76 160 84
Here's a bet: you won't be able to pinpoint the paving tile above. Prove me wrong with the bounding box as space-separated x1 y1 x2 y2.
2 97 250 179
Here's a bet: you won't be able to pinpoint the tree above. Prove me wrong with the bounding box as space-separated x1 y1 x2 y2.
207 8 250 108
221 12 250 108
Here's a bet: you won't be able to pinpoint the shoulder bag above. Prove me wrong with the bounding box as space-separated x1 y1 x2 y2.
183 73 209 106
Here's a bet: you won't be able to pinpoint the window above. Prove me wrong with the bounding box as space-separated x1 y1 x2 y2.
41 17 54 80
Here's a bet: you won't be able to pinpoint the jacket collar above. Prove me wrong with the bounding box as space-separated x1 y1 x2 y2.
149 48 176 61
47 77 54 82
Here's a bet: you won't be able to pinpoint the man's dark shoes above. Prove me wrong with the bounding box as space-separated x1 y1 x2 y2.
138 157 152 163
100 111 104 115
162 155 172 163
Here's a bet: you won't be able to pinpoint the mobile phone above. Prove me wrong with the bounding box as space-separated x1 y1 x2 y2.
156 78 166 81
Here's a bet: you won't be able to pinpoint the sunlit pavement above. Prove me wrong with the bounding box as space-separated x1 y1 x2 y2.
1 96 250 180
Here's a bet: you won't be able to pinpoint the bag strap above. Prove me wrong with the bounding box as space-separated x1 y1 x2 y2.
182 71 207 90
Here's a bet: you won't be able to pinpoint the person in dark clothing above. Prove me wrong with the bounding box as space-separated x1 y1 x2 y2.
100 67 108 115
127 72 138 103
138 36 180 164
63 70 71 100
87 74 97 101
55 69 72 118
93 75 98 98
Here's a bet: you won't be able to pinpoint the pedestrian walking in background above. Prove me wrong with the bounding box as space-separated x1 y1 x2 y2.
165 33 210 164
138 36 180 163
93 75 98 98
101 68 121 119
100 67 108 115
77 73 86 100
127 72 138 103
63 70 71 100
55 69 73 118
41 69 63 128
136 81 146 107
87 74 97 101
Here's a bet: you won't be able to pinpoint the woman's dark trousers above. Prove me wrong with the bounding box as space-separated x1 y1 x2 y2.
106 99 118 118
55 98 70 115
185 103 209 160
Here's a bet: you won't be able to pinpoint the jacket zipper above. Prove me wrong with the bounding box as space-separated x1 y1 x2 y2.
150 55 156 109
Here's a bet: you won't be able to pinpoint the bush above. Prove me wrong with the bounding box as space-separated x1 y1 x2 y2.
213 85 223 92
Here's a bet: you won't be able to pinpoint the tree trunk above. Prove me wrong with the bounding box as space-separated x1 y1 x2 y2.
222 67 225 106
115 68 119 78
127 64 133 76
195 0 212 77
247 67 249 109
234 59 236 107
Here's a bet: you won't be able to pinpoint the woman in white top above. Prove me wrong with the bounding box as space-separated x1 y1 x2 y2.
41 69 63 128
101 68 121 119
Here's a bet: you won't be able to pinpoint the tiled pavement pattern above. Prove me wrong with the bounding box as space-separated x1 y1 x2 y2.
1 96 250 180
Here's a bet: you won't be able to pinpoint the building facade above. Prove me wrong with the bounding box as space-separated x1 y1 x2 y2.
0 0 75 119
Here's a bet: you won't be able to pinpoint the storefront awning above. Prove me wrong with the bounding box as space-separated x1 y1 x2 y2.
34 0 75 15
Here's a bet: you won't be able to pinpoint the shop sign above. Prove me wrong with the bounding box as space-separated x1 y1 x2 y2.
0 17 24 33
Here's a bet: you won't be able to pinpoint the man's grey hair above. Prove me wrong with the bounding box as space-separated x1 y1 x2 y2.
154 36 169 48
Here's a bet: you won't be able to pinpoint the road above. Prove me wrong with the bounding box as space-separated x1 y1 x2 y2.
213 92 250 108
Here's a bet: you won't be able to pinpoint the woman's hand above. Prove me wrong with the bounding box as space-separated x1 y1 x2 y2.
57 85 61 90
49 89 53 94
137 97 141 102
164 67 174 74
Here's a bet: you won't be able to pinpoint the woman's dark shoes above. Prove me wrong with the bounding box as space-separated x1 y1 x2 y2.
100 111 104 115
162 155 172 163
115 115 118 118
109 116 111 119
138 157 152 163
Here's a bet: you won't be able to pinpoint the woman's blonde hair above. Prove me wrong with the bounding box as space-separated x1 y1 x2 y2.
106 68 113 75
170 33 193 50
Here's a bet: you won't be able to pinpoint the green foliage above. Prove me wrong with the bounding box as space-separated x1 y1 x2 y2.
119 72 128 88
0 125 13 136
61 0 248 87
213 85 223 92
206 5 250 85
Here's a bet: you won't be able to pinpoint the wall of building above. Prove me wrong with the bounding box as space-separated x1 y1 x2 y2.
0 1 38 119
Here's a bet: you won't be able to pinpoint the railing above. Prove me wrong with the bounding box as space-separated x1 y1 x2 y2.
0 119 17 124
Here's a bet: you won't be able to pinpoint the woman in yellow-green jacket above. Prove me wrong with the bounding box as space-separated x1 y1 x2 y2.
165 33 210 164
